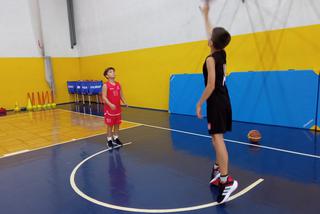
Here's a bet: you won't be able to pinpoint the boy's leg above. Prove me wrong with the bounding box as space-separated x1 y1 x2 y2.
212 133 238 204
113 124 123 146
107 125 114 148
209 134 227 185
212 134 228 175
113 124 119 137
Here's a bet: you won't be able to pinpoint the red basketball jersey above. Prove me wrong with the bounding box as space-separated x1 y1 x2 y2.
104 81 121 116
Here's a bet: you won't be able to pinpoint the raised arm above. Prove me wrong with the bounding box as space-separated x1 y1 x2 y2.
200 0 213 40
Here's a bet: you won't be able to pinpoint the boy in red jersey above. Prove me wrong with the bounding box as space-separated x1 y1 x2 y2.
102 67 128 148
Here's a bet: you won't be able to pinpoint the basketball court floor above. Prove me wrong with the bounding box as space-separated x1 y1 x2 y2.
0 104 319 214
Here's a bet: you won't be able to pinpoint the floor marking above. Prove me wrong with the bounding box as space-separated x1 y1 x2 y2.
70 142 264 213
0 118 141 159
140 123 320 159
3 150 30 157
59 108 320 159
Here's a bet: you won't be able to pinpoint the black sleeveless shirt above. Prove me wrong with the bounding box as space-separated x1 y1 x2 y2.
202 50 230 103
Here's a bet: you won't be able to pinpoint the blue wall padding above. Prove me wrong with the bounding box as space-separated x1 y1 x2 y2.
169 70 319 129
226 70 318 129
317 75 320 130
169 74 207 116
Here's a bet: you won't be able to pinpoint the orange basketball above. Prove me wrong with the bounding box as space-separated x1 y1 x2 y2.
247 130 261 143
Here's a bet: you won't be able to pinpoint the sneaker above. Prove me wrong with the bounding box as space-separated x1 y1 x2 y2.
217 176 238 204
113 138 123 147
107 140 113 148
210 175 221 186
210 167 221 186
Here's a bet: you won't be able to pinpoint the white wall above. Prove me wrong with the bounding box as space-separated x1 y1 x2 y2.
74 0 320 56
2 0 318 58
0 0 39 57
0 0 78 57
39 0 78 57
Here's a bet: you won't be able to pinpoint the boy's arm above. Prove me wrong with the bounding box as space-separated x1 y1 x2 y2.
102 84 115 109
196 57 216 118
200 0 213 40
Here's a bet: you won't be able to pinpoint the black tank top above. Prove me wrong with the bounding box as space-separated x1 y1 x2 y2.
202 50 230 102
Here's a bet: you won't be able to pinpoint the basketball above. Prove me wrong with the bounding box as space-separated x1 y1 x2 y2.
247 130 262 143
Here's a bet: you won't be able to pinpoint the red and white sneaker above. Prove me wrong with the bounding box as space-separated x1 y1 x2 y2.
217 176 238 204
209 167 221 186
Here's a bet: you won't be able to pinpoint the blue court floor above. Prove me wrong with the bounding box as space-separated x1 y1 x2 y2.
0 104 319 214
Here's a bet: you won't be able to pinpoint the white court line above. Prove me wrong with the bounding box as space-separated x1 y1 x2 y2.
0 123 142 159
139 123 320 159
70 142 264 213
58 109 320 159
3 150 30 157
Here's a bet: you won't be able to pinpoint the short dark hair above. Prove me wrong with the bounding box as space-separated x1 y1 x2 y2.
211 27 231 50
104 67 115 77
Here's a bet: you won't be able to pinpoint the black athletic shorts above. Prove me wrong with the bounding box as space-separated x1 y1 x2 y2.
206 95 232 135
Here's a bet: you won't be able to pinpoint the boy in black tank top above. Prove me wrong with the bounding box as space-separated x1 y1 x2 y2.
197 0 237 204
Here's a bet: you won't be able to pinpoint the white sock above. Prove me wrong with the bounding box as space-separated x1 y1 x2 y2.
113 135 119 140
107 137 112 141
220 175 229 183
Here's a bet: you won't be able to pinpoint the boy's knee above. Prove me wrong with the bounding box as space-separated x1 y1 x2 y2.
212 134 223 142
